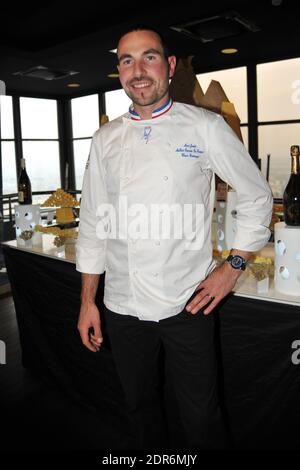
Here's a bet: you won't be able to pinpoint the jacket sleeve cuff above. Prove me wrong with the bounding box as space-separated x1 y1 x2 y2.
75 245 106 274
232 225 272 252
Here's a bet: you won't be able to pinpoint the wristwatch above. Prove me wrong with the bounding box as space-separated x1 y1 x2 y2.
226 254 247 271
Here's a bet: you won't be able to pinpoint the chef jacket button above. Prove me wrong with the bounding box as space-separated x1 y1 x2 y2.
163 175 168 180
155 240 160 245
153 272 158 277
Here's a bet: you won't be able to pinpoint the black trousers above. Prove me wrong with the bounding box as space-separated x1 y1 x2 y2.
103 294 228 450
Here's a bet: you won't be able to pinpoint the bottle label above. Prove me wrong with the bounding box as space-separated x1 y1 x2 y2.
18 191 24 203
287 204 300 220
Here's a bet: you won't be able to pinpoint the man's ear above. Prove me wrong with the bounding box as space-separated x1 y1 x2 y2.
168 55 177 79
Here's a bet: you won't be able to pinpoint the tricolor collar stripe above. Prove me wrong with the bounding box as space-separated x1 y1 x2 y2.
153 98 172 114
129 98 173 120
152 99 173 118
130 108 140 117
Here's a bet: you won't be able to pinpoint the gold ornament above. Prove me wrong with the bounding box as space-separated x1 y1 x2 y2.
19 230 34 241
41 188 80 207
34 225 78 238
53 236 66 247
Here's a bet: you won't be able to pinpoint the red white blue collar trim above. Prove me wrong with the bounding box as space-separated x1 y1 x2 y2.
129 98 173 120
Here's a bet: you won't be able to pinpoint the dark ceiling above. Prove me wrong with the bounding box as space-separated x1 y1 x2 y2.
0 0 299 99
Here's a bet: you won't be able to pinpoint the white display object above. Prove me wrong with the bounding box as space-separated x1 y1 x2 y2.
274 222 300 296
257 276 269 294
215 190 237 252
14 204 42 247
55 245 65 258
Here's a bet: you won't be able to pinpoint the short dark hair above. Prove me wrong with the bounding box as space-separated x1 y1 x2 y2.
118 24 171 59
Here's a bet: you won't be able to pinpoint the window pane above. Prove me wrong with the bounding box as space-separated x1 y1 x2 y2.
22 141 61 192
197 67 248 124
258 123 300 198
257 58 300 122
0 96 14 139
73 138 92 190
71 94 99 138
20 98 58 139
105 89 132 121
1 141 17 194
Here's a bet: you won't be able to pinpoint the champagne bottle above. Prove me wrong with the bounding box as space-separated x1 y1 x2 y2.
18 158 32 205
283 145 300 226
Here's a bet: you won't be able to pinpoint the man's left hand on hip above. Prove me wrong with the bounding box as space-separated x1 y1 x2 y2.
185 262 243 316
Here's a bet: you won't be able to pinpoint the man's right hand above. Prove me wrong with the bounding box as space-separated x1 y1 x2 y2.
77 302 103 352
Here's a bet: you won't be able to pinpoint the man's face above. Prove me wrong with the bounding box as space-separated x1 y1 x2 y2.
117 30 176 108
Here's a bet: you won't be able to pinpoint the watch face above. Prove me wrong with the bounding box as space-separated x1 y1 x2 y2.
231 256 244 268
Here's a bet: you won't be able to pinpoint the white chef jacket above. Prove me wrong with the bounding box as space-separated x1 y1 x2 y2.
76 101 273 322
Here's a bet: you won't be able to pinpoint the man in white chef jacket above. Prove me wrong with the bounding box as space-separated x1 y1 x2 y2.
76 25 273 450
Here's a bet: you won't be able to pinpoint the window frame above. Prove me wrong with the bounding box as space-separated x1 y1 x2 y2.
71 93 104 191
256 58 300 201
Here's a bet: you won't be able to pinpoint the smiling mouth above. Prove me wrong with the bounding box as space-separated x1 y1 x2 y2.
131 82 151 89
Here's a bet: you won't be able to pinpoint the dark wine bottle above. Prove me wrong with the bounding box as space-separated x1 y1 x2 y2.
283 145 300 226
18 158 32 205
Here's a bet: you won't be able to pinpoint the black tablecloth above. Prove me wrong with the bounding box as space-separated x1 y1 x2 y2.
3 245 300 449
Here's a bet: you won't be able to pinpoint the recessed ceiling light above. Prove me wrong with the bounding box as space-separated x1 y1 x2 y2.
221 48 238 54
107 73 119 78
67 83 80 88
109 48 117 54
